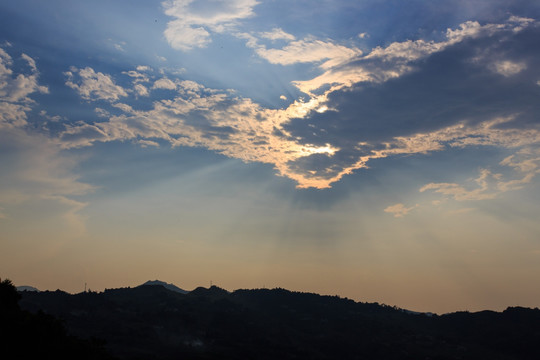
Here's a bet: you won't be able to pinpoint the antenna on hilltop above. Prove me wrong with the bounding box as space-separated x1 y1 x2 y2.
84 282 87 293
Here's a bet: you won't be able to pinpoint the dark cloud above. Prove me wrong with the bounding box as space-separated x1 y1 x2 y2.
284 25 540 152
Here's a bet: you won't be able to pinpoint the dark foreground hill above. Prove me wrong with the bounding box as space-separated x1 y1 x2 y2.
0 279 114 359
10 282 540 360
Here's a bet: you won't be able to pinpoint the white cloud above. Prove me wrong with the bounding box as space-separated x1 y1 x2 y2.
94 107 110 118
134 83 149 97
136 65 151 72
65 67 128 101
137 139 160 148
0 50 48 102
235 31 259 48
163 0 259 50
259 28 295 41
122 70 150 83
384 203 417 217
365 39 446 62
0 102 31 129
112 102 134 113
164 21 211 50
0 48 48 129
178 79 204 93
20 53 37 72
497 150 540 192
255 38 362 69
39 110 63 122
238 30 362 71
152 77 177 90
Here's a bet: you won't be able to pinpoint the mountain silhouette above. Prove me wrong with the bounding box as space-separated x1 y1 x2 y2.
138 280 188 294
16 285 40 292
14 283 540 359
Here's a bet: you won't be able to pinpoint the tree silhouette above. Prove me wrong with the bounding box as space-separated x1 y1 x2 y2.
0 277 114 359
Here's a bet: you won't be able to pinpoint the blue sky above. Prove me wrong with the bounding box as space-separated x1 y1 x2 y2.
2 0 540 313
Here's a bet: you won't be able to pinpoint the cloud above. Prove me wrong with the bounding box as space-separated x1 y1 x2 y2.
0 47 48 129
59 75 341 187
292 17 537 96
0 127 94 233
122 70 150 83
491 60 526 77
59 18 540 190
259 28 295 41
420 147 540 201
65 67 128 101
134 84 149 97
114 43 125 52
420 169 499 201
39 110 64 123
137 139 160 148
237 29 362 72
255 38 362 69
163 0 259 50
152 77 177 90
384 203 418 217
136 65 151 72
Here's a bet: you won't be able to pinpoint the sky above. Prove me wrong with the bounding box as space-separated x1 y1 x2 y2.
1 0 540 314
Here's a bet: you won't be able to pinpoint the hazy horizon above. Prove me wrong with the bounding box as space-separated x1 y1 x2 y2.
2 0 540 315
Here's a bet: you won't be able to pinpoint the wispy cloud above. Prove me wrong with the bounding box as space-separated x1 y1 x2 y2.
384 203 418 218
490 60 526 77
0 127 94 232
259 28 295 41
420 169 499 201
163 0 259 50
420 148 540 201
254 38 361 69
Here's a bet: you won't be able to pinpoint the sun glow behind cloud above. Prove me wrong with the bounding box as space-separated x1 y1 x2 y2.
33 15 539 192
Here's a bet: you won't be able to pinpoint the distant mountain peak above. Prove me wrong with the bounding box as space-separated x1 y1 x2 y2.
139 280 188 294
17 285 39 292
